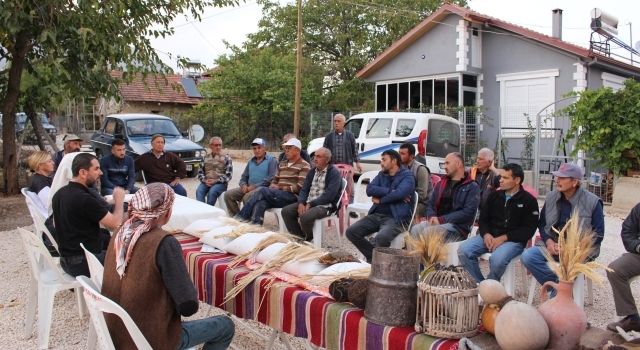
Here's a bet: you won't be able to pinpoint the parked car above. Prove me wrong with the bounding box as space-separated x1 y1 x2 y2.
90 113 205 177
307 112 461 175
15 113 58 143
0 112 57 144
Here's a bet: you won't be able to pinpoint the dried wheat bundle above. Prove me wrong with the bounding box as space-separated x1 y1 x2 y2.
542 211 611 284
301 267 371 288
405 227 448 279
224 242 323 302
227 233 296 268
217 223 268 239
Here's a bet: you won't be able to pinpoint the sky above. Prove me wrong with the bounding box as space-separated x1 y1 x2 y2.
150 0 640 71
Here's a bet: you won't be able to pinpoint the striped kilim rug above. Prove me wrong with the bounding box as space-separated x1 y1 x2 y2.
177 233 459 350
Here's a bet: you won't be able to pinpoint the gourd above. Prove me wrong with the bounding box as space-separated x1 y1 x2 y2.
478 279 508 304
494 301 549 350
480 304 501 335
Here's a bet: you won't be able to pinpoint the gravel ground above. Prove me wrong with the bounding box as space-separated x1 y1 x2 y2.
1 157 638 349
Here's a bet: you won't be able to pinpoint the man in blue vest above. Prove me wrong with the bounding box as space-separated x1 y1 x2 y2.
521 163 604 290
223 138 278 216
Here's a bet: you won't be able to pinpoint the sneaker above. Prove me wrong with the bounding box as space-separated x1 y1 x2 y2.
233 215 249 223
606 316 640 332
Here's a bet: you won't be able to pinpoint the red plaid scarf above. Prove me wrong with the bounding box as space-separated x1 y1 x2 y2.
113 183 175 278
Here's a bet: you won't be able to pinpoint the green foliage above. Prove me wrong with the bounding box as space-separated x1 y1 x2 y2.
0 0 238 193
564 79 640 175
246 0 466 110
190 47 324 144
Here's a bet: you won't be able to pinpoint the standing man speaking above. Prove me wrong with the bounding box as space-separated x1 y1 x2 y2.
323 113 361 203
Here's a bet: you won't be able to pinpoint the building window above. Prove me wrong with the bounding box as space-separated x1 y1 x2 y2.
387 83 398 111
409 81 421 110
376 85 386 111
375 74 478 113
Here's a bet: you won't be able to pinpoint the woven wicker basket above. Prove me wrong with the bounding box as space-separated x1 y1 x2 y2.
415 265 479 339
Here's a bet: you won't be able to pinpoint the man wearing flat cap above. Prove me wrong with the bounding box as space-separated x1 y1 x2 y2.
53 133 83 171
521 163 605 290
235 137 310 225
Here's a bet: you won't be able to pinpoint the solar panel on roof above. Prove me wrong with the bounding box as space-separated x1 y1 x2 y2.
181 77 202 98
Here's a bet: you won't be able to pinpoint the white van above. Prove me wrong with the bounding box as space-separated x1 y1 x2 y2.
307 112 461 174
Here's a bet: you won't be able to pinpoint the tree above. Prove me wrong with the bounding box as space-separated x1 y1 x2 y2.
0 0 237 194
564 79 640 175
246 0 467 109
192 46 324 144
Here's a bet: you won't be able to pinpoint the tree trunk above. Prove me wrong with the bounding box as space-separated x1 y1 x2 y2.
25 105 59 152
1 31 32 194
25 106 46 150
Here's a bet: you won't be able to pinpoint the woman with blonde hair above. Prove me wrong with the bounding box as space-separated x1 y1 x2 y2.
26 150 58 256
27 150 55 210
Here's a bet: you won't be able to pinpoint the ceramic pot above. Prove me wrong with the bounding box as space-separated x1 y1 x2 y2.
537 281 587 349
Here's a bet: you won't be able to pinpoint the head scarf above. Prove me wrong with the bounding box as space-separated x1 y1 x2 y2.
114 182 175 278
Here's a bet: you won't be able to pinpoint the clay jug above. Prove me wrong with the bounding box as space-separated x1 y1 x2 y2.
537 281 587 349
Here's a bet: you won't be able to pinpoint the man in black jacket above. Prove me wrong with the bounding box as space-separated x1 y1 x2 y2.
606 202 640 332
281 147 342 241
458 163 539 283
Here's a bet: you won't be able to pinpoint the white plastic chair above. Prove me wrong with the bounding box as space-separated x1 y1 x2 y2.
75 276 153 350
388 192 419 249
266 208 287 233
22 188 59 254
311 178 348 249
80 243 104 290
215 191 229 215
80 243 104 350
479 253 520 296
346 171 379 223
18 227 85 349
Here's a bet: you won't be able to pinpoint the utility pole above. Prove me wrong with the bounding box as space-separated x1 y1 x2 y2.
293 0 303 137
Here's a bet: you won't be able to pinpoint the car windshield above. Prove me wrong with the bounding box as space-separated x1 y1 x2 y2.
126 119 181 137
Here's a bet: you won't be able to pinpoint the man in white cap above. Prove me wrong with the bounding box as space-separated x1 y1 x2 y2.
223 138 278 216
235 137 310 225
53 133 83 170
521 162 604 292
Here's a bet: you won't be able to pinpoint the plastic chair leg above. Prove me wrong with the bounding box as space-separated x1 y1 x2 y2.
87 322 98 350
527 276 537 305
573 274 586 309
502 259 517 296
75 286 86 318
312 220 322 249
37 286 56 349
24 275 37 338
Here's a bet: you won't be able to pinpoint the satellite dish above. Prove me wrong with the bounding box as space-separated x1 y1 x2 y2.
189 124 205 143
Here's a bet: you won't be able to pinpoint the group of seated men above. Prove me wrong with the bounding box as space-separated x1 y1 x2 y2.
25 131 639 342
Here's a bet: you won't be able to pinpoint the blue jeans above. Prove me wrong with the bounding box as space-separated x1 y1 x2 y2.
177 315 235 350
458 234 524 283
345 212 404 263
521 245 559 286
196 182 227 206
171 183 188 197
236 187 297 225
410 222 465 241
